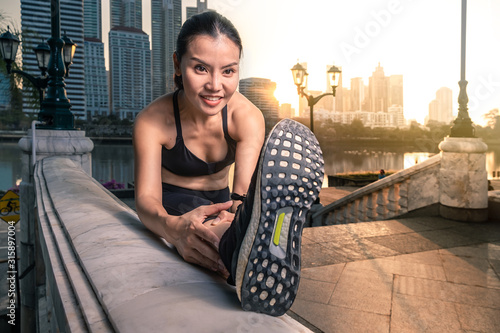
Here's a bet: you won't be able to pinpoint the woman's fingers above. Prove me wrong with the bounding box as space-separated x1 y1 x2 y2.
202 201 233 217
183 236 226 272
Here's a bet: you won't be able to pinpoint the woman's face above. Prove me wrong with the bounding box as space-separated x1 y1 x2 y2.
175 34 241 116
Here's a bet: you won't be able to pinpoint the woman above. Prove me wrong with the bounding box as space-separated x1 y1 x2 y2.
134 11 264 277
134 11 324 316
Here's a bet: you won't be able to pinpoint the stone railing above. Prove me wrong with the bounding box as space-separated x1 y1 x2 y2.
33 156 310 332
311 154 442 226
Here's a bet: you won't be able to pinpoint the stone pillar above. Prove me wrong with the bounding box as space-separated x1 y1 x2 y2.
17 129 93 332
438 137 488 222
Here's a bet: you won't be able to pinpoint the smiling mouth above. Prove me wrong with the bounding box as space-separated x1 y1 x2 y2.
202 95 222 101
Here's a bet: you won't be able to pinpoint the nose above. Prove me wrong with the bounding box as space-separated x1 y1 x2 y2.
206 72 222 91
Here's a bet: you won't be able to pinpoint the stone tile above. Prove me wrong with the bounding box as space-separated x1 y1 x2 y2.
390 250 443 266
441 255 500 289
394 275 500 309
367 233 442 254
295 278 335 304
301 264 345 283
410 229 480 249
347 258 447 281
291 299 390 333
439 243 500 260
301 243 349 268
340 219 433 238
455 303 500 332
491 259 500 277
329 267 393 315
303 225 351 243
391 293 462 333
450 224 500 243
321 237 399 261
410 217 463 229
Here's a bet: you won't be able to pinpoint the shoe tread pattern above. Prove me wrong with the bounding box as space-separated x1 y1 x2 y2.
239 119 324 316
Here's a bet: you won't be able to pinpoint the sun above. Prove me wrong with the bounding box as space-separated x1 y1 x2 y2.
273 76 301 116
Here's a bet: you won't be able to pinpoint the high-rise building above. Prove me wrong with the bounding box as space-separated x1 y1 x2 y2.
109 27 151 119
0 70 10 111
84 39 109 119
84 0 108 120
110 0 142 30
239 77 279 131
350 77 365 111
280 103 293 119
84 0 102 40
389 74 403 108
186 0 209 20
428 87 453 124
21 0 85 118
368 63 389 112
151 0 182 99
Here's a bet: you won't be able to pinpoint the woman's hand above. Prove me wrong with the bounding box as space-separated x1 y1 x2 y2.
167 201 233 275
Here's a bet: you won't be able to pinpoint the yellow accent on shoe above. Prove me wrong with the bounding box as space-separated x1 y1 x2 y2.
273 212 285 246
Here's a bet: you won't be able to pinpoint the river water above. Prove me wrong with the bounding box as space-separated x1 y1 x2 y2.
1 141 499 191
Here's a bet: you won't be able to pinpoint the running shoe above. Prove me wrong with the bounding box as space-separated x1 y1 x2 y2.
230 119 324 316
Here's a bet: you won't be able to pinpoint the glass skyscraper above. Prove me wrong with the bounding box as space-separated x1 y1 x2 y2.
84 0 109 119
151 0 182 99
111 0 143 30
109 27 151 120
109 0 151 119
186 0 208 20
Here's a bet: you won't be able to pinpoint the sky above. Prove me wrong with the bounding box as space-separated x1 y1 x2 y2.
2 0 500 125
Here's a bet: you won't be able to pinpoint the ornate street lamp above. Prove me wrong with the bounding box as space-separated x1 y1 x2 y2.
0 26 20 72
450 0 474 137
62 31 76 77
34 40 51 76
291 62 341 133
0 28 51 107
0 0 77 129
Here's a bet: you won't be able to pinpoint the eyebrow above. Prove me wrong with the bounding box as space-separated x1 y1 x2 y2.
190 57 239 69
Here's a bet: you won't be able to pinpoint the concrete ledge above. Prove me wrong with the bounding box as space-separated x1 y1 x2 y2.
34 156 310 332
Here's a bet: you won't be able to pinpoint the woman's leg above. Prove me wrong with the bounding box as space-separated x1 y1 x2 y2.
218 119 324 316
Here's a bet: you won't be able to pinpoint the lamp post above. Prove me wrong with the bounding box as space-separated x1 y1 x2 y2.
0 0 77 129
291 62 341 133
450 0 474 137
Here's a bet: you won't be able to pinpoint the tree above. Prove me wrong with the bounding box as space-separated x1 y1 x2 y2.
0 13 29 129
483 109 499 129
350 118 364 133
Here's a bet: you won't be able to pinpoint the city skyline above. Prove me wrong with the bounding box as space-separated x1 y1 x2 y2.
2 0 500 125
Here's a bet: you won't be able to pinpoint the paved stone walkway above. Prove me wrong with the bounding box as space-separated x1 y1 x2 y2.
288 186 500 333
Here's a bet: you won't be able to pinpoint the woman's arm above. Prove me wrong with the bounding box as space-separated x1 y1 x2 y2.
228 92 266 212
133 107 229 273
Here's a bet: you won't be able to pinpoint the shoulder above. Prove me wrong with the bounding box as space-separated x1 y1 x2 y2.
226 91 265 142
133 93 175 146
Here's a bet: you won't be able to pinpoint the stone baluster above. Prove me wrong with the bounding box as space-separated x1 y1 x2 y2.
388 184 401 216
358 196 367 222
398 181 409 215
349 200 358 223
376 188 389 220
366 192 378 220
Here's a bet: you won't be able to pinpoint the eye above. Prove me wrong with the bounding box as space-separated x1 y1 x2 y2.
195 64 207 72
223 68 236 75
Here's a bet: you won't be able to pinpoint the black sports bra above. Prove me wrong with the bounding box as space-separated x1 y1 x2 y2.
161 90 237 177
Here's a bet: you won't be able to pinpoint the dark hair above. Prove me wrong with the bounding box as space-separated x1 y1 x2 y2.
174 11 243 90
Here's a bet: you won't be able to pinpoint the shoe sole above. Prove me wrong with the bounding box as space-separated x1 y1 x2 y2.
235 119 324 316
